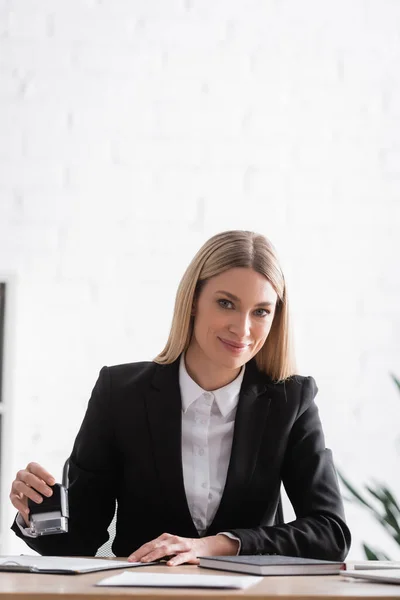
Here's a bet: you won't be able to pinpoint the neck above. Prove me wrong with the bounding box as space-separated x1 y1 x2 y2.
184 342 241 391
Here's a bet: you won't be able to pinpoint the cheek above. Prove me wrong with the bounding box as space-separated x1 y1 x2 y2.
208 313 230 332
194 307 226 338
253 320 273 342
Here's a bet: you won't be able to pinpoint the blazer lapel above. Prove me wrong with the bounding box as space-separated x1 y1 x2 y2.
207 360 271 534
145 358 199 537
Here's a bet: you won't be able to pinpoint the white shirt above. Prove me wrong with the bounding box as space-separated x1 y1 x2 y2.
17 356 244 550
179 353 245 537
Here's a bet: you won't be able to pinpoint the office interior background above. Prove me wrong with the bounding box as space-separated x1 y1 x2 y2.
0 0 400 559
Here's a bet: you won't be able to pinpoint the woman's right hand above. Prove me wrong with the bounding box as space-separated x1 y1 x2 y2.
9 462 56 527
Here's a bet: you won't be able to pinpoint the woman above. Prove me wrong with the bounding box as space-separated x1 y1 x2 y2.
10 230 351 564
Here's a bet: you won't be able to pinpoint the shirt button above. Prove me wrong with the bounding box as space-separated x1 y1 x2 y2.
198 448 204 456
202 482 207 489
201 419 206 425
208 492 213 500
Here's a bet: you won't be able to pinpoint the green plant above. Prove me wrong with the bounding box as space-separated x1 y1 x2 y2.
338 374 400 561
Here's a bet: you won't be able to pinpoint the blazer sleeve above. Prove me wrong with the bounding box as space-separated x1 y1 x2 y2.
11 367 118 556
226 376 351 560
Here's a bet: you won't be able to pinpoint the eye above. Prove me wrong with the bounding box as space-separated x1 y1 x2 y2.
254 308 271 318
217 299 234 309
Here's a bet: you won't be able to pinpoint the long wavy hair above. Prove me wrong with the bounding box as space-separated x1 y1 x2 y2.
154 230 296 382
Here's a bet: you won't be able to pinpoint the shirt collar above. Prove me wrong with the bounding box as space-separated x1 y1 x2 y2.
179 353 245 417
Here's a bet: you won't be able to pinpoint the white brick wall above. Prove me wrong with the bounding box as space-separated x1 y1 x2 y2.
1 0 400 559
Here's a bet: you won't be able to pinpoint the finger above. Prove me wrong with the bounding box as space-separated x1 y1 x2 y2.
167 552 200 567
20 514 31 527
9 493 29 516
128 533 175 562
128 541 159 562
25 462 56 486
13 480 44 503
12 480 44 504
18 510 31 528
140 541 192 563
21 463 55 493
15 471 53 498
9 487 28 506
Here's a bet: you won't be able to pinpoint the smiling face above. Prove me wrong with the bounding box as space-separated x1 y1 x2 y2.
187 267 278 377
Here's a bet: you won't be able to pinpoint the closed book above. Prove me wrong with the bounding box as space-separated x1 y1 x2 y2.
199 555 345 576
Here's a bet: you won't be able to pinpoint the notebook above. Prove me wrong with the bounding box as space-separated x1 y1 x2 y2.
342 569 400 584
96 571 263 589
0 555 157 574
198 555 345 576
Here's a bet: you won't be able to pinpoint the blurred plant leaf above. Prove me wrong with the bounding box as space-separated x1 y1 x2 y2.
390 373 400 394
382 487 400 513
339 373 400 560
365 486 400 532
338 471 375 510
363 544 390 561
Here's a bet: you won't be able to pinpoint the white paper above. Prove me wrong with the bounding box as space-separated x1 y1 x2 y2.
97 571 263 589
353 561 400 570
342 569 400 584
0 555 155 573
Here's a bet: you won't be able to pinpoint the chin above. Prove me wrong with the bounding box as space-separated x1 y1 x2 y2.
214 351 249 370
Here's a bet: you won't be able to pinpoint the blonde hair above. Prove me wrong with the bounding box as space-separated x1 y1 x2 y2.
154 230 296 382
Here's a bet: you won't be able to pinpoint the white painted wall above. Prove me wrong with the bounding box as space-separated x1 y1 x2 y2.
1 0 400 559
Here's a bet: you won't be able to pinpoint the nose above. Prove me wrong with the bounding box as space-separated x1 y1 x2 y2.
229 311 251 339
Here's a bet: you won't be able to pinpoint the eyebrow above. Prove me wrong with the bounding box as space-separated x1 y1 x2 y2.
214 290 276 308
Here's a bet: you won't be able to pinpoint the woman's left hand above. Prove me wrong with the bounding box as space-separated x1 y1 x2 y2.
127 532 239 566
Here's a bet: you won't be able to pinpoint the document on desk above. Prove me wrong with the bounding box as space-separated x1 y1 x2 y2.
97 571 263 589
342 569 400 584
0 555 157 574
352 560 400 570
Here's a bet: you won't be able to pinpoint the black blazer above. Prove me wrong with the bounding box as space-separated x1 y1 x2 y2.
12 357 351 560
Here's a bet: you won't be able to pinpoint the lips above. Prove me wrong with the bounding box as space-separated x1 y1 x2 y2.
218 337 249 349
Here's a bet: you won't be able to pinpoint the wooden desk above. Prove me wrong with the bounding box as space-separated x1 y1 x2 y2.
1 563 400 600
